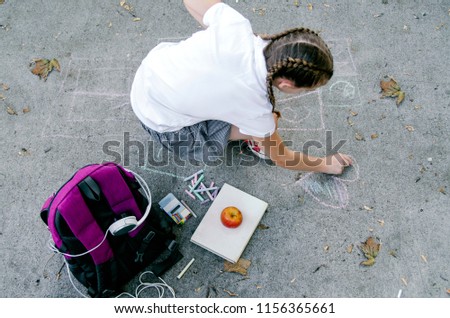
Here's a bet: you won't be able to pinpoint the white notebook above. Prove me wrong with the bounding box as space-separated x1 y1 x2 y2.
190 183 268 263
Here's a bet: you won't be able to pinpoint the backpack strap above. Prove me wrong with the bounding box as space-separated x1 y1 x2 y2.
149 241 183 277
78 177 101 201
40 194 55 225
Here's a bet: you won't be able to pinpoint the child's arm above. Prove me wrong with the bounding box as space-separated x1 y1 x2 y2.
183 0 222 27
253 131 352 175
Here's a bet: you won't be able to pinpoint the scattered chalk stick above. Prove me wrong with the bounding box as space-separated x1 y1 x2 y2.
177 258 195 279
183 169 204 182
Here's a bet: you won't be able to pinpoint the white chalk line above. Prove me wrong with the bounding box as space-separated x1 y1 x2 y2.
277 90 325 131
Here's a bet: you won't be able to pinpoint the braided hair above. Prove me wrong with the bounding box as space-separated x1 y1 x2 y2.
261 28 333 111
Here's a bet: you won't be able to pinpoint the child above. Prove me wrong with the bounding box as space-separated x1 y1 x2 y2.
130 0 352 174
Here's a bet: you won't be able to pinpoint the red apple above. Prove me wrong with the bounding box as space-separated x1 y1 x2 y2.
221 206 243 228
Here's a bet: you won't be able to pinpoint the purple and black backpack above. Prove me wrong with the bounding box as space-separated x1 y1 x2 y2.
40 162 183 297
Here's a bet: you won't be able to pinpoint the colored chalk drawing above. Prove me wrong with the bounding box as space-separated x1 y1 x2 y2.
295 157 359 209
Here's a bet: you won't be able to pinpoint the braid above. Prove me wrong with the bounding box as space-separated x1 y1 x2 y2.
261 27 334 112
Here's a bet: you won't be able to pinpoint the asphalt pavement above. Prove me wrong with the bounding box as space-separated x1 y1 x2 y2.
1 0 449 299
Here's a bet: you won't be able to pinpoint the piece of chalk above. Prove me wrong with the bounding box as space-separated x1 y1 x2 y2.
184 189 196 200
177 258 195 279
193 186 219 193
181 200 197 218
193 190 205 201
189 174 204 192
204 184 215 201
183 169 204 182
211 188 219 199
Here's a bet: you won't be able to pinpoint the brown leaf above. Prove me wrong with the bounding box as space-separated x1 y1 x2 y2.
360 257 375 266
420 255 428 263
389 250 398 258
359 237 381 266
355 132 365 141
224 258 251 276
257 223 269 230
18 148 30 156
50 58 61 72
438 186 446 195
0 93 5 100
30 58 60 80
347 244 354 253
405 125 415 132
380 77 406 105
30 58 50 79
347 117 354 126
22 106 30 113
223 289 238 297
396 91 405 105
6 105 17 115
371 133 379 140
1 83 9 90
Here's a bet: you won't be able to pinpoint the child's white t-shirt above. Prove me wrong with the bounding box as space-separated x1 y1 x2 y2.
130 3 275 138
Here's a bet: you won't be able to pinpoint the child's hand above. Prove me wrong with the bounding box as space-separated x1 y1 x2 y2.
322 153 353 175
273 111 281 129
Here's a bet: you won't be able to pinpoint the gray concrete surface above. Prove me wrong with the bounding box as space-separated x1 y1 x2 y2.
1 0 449 298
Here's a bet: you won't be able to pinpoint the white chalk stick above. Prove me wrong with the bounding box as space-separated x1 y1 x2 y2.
177 258 195 279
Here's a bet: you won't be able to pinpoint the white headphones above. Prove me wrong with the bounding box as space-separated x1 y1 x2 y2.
109 169 152 236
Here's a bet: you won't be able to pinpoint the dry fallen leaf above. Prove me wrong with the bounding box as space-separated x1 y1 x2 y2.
6 105 17 115
307 3 313 11
120 0 134 13
0 93 5 100
347 244 354 253
421 255 428 263
347 117 354 126
377 219 385 227
355 132 365 141
22 106 30 113
380 77 406 105
405 125 415 132
223 289 238 297
371 133 379 140
257 223 269 230
194 286 203 293
389 250 398 258
438 186 446 195
30 58 60 81
324 245 330 252
18 148 30 156
359 236 381 266
224 258 251 276
1 83 9 90
401 277 408 286
350 110 358 116
363 205 373 211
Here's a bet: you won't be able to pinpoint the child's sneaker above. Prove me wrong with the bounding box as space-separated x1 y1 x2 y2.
242 140 271 160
